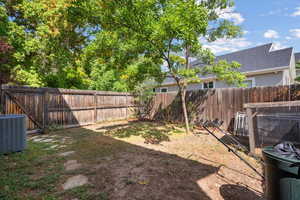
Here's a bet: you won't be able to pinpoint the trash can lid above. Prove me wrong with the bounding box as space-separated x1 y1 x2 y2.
263 146 300 164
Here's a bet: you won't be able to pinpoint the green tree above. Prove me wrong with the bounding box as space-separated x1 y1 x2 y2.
1 0 162 91
80 29 165 92
0 4 14 78
96 0 245 133
0 0 94 88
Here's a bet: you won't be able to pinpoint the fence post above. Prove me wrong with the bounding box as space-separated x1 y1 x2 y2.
246 107 256 154
0 85 4 114
94 92 97 123
125 93 128 119
43 90 49 130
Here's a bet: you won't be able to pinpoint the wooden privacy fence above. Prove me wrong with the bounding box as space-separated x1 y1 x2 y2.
149 85 300 130
0 85 137 132
2 84 300 134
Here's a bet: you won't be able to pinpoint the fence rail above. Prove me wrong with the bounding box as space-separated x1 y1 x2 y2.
0 85 137 132
2 84 300 133
148 85 300 130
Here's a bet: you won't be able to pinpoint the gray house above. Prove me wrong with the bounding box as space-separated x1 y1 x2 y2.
295 52 300 77
155 43 296 92
295 52 300 62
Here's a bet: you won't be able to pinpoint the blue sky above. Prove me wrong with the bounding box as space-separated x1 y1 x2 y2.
204 0 300 55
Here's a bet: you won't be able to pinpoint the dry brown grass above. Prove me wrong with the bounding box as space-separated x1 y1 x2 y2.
0 120 265 200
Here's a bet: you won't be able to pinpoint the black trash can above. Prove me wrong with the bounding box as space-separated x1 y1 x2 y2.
263 146 300 200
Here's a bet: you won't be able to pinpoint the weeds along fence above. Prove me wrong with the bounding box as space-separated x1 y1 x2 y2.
0 85 137 133
148 85 300 130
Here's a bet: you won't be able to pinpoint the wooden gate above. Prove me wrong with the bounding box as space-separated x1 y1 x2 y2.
0 85 137 133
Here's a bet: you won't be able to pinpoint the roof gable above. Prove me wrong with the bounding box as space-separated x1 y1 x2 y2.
192 43 293 73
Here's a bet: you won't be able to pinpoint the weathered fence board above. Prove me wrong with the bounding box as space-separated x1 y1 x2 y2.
0 85 137 132
2 84 300 134
149 85 300 130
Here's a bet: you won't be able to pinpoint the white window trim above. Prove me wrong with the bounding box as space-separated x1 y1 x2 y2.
202 81 215 89
244 77 256 88
160 87 168 93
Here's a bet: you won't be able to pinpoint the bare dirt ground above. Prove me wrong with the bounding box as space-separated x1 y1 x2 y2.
0 120 265 200
68 120 265 200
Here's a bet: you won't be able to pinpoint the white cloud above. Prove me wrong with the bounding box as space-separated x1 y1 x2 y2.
202 38 252 55
290 29 300 38
285 36 292 40
271 42 287 51
260 8 289 17
217 7 245 25
291 7 300 17
264 30 279 39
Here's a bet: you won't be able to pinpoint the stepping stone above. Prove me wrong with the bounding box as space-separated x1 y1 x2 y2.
43 139 54 143
50 145 59 149
61 138 72 144
64 160 82 171
28 136 39 140
62 175 88 190
59 151 75 157
33 138 44 142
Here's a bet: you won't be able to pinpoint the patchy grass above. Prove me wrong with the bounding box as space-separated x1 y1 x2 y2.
103 121 185 144
0 141 64 200
0 120 264 200
60 185 109 200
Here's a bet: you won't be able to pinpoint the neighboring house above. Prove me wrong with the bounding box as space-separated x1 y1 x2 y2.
295 52 300 77
155 43 296 93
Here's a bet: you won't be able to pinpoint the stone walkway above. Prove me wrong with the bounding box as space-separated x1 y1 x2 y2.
62 175 88 190
29 135 89 191
28 134 72 150
64 160 82 171
60 150 88 190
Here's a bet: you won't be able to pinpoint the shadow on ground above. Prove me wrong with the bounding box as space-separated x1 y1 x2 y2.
60 127 217 200
98 121 183 144
220 135 250 150
0 121 264 200
220 184 264 200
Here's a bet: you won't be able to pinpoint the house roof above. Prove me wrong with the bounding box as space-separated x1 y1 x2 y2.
295 52 300 63
192 43 293 73
161 43 294 86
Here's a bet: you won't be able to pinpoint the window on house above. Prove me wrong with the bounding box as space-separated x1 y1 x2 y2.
160 88 168 93
203 81 214 89
243 78 255 88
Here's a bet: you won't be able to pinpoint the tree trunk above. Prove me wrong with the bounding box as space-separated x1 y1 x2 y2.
179 85 190 134
182 45 191 134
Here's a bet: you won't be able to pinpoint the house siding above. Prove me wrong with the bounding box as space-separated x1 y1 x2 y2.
154 85 178 93
155 72 286 92
252 72 284 86
290 53 296 83
154 83 203 93
216 72 285 88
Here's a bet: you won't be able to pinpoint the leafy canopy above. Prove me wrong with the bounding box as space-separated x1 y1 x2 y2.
1 0 245 91
97 0 245 88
